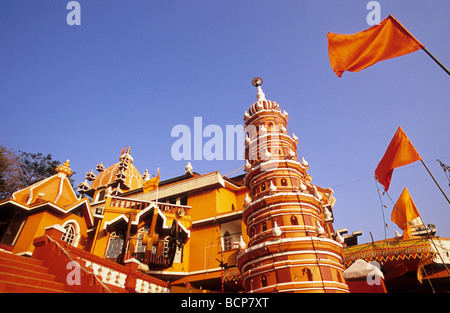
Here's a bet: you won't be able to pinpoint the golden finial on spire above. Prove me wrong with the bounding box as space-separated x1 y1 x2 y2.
55 159 73 177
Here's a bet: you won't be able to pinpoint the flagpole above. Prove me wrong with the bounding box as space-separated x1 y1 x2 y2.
417 215 450 276
421 160 450 204
421 47 450 76
155 168 160 204
386 189 450 275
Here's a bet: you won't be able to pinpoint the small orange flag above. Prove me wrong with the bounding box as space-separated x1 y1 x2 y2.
392 188 421 239
327 15 424 77
375 127 421 191
143 168 160 193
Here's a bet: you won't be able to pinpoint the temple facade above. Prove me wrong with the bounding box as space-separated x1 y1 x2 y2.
1 78 448 293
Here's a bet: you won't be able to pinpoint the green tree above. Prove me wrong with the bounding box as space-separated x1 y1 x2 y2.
0 145 73 200
17 151 60 187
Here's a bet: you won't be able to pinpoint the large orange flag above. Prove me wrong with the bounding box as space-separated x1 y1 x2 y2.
392 188 421 239
143 168 160 193
327 15 424 77
375 127 421 191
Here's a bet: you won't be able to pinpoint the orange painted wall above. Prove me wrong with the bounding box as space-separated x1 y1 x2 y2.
187 189 218 221
183 186 247 274
90 210 123 258
12 212 43 254
12 210 89 255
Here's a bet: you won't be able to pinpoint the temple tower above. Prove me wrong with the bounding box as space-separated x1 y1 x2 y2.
237 78 349 293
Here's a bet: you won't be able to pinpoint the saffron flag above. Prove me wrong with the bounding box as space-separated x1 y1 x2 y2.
375 127 421 191
327 15 425 77
143 168 160 193
392 188 421 239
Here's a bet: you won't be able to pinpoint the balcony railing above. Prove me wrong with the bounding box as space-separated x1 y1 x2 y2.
108 196 191 214
221 232 242 251
131 240 167 267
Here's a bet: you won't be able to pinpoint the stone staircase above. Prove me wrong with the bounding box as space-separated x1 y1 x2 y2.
0 250 69 293
0 225 171 293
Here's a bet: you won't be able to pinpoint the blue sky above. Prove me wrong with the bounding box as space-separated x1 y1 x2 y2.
1 1 449 243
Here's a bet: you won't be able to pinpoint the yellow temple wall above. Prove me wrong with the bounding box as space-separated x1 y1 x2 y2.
186 190 217 221
182 186 247 274
188 225 219 272
216 188 238 214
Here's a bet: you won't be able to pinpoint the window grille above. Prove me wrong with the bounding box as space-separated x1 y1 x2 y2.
62 223 76 246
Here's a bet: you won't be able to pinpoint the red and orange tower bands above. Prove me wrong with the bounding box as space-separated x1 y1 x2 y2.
237 78 349 293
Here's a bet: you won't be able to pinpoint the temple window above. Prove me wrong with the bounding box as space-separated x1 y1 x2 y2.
221 220 242 251
303 268 313 281
61 222 77 246
180 195 188 206
162 235 183 264
291 215 299 225
223 231 232 251
262 221 267 232
261 275 268 287
134 226 149 255
281 178 288 186
105 231 125 261
96 189 106 202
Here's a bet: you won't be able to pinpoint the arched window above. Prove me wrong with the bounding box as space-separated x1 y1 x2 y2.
261 183 266 191
62 223 76 246
261 275 268 287
290 215 299 225
262 221 267 232
96 189 106 202
223 231 232 251
281 178 288 186
303 268 313 281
